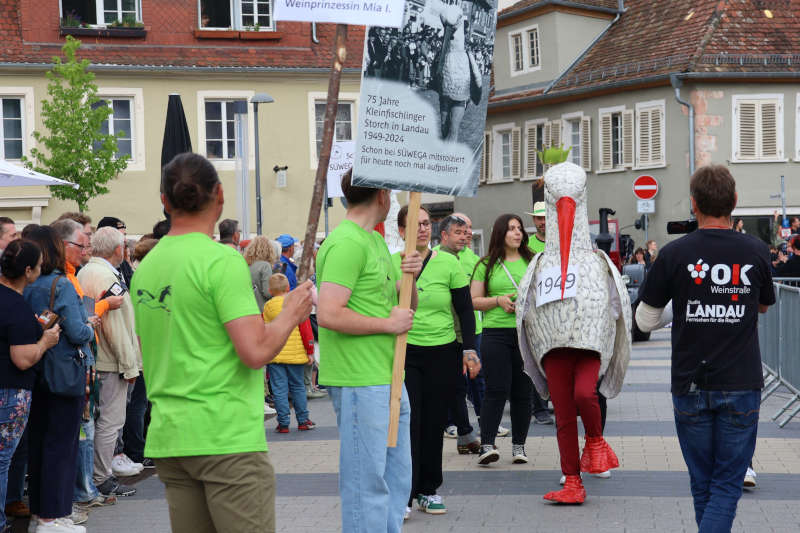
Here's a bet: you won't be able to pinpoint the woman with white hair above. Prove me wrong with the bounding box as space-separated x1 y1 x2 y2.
243 236 279 312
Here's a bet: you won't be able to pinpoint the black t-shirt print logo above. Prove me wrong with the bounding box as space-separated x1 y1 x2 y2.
687 259 753 302
137 286 172 313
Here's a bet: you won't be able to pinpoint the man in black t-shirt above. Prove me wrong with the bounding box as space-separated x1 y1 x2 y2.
636 165 775 533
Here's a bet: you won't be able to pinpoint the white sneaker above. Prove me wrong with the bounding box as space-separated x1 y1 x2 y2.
112 453 143 477
28 515 39 533
35 517 86 533
592 470 611 479
443 425 457 438
264 403 277 420
404 506 412 520
743 467 757 488
496 424 510 437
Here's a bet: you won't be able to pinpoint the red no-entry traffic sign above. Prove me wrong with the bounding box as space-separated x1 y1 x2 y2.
633 175 659 200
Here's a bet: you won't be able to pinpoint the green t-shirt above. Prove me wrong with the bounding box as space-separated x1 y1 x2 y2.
433 245 483 335
392 250 468 346
316 220 398 387
529 235 546 254
472 256 529 328
131 233 265 458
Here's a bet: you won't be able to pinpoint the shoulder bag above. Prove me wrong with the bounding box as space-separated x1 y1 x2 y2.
42 275 89 398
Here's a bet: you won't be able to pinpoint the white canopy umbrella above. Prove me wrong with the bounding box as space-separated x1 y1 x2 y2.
0 159 78 188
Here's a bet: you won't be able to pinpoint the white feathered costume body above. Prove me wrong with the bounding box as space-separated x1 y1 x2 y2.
516 162 632 400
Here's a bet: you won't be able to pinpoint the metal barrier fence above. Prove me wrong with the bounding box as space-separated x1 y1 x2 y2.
759 280 800 427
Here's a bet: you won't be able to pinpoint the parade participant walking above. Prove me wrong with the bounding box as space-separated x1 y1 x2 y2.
316 169 422 533
394 208 479 518
24 225 95 533
263 273 316 433
0 240 60 533
470 214 534 466
637 165 775 532
517 159 631 504
132 153 312 533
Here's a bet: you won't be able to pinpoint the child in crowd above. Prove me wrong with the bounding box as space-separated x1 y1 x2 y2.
263 274 316 433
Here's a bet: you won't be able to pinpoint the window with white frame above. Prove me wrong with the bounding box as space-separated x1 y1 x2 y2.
524 120 545 179
314 101 353 159
560 114 591 171
509 24 541 75
204 100 246 160
91 98 133 159
635 100 666 168
565 118 581 166
199 0 273 30
732 94 784 162
0 98 24 160
492 124 520 180
598 107 634 171
60 0 141 25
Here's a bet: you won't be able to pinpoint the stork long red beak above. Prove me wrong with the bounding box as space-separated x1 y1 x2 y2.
556 196 576 299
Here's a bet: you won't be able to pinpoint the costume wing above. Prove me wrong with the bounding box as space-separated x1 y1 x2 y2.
516 253 550 399
597 250 632 399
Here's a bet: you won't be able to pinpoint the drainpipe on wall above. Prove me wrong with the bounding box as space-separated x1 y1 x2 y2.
312 22 319 44
670 74 695 215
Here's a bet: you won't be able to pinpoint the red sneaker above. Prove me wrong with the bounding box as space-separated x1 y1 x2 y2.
275 424 289 433
543 475 586 504
298 420 316 431
580 436 619 474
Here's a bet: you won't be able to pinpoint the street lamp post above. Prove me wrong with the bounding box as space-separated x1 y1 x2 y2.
250 92 275 236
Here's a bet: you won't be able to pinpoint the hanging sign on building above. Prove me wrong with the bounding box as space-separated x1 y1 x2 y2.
351 0 498 197
274 0 406 27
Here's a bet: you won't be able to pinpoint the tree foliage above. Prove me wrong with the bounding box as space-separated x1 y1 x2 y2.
23 36 129 211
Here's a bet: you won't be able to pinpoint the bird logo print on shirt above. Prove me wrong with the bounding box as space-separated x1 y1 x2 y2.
136 286 172 313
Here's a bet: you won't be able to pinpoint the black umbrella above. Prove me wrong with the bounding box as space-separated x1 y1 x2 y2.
160 94 192 221
161 93 192 168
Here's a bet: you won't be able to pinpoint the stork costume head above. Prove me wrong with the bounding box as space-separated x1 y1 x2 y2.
515 152 632 402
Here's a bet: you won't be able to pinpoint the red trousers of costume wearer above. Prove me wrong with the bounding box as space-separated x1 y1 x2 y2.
542 348 602 475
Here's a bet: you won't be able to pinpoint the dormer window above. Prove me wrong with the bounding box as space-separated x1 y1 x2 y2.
509 24 541 76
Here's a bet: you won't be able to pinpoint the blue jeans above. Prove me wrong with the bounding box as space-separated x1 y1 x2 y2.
328 385 411 533
269 364 309 427
74 417 99 502
673 390 760 533
0 388 32 528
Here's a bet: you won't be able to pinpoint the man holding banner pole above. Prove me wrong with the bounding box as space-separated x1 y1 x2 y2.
317 169 422 532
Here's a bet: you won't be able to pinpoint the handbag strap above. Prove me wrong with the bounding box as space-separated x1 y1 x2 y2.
500 262 520 292
48 275 64 310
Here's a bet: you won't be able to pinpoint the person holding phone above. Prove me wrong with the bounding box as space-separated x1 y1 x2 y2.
470 214 534 466
0 239 60 532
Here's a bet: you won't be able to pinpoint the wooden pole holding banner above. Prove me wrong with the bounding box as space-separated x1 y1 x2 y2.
387 191 421 447
297 24 348 282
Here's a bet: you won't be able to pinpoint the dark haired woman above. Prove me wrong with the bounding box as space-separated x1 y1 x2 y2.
23 226 94 532
131 152 312 531
0 240 60 532
470 214 534 466
394 206 479 518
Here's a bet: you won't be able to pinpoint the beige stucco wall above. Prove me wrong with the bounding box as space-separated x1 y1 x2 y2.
0 69 362 239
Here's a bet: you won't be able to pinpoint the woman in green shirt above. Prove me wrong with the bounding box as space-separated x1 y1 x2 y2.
394 206 480 517
470 213 534 466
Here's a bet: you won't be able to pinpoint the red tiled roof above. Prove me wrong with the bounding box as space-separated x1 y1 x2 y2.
0 0 364 70
491 0 800 105
499 0 620 18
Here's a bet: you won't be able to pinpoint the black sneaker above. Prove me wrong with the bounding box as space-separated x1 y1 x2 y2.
96 477 136 497
477 445 499 466
141 458 156 469
534 412 555 425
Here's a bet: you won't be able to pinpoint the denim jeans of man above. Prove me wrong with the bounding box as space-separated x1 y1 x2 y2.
328 385 411 533
0 388 32 528
74 417 99 502
673 390 760 533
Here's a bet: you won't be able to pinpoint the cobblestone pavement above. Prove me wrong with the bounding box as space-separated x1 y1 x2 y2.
11 330 800 532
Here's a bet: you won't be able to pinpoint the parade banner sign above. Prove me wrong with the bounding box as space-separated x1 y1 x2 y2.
352 0 497 197
326 141 354 198
274 0 405 27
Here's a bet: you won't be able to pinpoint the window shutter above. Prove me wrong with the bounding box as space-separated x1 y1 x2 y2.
480 131 491 183
622 109 634 167
650 107 664 164
543 122 552 148
511 127 521 178
737 102 757 160
581 116 591 171
599 113 612 170
760 101 779 158
549 119 562 149
637 108 651 166
525 123 538 178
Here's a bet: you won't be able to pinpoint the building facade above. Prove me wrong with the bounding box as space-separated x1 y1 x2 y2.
456 0 800 251
0 0 366 237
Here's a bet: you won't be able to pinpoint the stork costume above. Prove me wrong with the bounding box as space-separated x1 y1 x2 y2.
516 161 632 503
